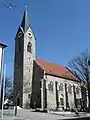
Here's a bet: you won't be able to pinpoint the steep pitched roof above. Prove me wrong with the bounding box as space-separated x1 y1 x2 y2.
21 8 30 32
36 58 79 81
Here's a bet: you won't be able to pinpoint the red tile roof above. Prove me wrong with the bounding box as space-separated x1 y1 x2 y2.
36 58 79 81
82 84 87 89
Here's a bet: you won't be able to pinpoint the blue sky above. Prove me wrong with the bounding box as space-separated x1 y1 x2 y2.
0 0 90 79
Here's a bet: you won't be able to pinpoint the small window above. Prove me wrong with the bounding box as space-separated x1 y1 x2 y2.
29 57 30 60
60 98 64 105
29 69 30 72
40 81 42 88
45 74 47 79
28 94 31 99
27 42 32 52
29 82 30 85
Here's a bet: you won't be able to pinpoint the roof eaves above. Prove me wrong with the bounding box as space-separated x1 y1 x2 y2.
0 43 7 48
45 72 80 82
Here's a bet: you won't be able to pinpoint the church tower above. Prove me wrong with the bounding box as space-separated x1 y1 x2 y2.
14 8 36 108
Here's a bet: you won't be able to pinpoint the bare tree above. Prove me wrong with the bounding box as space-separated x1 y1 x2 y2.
4 77 13 97
0 76 13 108
1 76 13 98
68 49 90 82
68 49 90 111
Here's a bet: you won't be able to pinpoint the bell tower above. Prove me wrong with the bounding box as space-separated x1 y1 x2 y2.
14 8 36 108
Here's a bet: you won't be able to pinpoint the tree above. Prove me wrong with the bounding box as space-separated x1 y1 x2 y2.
0 76 13 108
1 76 13 97
68 49 90 111
4 76 13 97
68 49 90 83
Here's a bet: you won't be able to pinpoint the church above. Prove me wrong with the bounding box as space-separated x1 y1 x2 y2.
13 9 87 111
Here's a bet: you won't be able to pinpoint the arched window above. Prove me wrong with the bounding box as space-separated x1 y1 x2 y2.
59 83 63 91
76 87 80 94
68 85 72 94
48 81 53 91
27 42 32 52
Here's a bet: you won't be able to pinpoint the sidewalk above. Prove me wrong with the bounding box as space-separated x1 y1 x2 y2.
0 109 74 120
48 110 89 118
0 109 90 120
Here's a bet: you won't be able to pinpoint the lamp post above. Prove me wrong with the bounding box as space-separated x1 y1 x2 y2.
1 64 6 119
0 43 7 109
87 59 90 111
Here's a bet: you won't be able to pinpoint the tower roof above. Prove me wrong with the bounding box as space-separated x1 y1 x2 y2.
21 8 30 32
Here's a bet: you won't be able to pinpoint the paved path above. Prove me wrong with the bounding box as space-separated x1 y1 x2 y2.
0 109 89 120
64 117 90 120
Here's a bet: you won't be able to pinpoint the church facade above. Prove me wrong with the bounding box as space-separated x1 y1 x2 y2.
13 9 87 111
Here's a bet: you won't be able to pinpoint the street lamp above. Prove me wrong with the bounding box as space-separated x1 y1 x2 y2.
0 43 7 108
87 59 90 111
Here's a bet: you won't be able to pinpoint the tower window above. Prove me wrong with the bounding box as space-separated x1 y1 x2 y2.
28 94 31 99
29 57 30 60
27 42 32 53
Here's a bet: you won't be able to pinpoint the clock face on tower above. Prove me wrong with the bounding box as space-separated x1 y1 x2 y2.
28 32 32 38
18 31 22 38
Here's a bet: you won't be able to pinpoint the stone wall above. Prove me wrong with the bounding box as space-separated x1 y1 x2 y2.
45 74 82 110
22 27 36 108
31 61 44 108
14 33 24 107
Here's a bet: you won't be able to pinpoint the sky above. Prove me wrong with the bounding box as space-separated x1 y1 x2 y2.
0 0 90 79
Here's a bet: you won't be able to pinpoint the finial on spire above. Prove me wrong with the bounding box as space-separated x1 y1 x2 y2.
25 5 27 10
21 6 30 32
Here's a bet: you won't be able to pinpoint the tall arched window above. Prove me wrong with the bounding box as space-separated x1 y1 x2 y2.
68 85 72 94
76 87 80 94
59 83 63 91
48 81 53 91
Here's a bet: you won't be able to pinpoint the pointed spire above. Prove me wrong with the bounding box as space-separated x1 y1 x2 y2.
21 6 30 32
